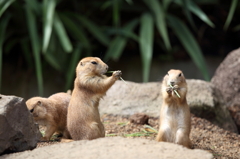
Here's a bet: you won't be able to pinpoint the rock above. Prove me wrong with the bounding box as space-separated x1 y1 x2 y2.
211 48 240 132
129 113 149 125
1 137 213 159
99 80 238 133
0 94 41 155
99 81 161 117
187 80 237 133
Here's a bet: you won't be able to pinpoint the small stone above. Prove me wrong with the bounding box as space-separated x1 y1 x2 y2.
129 113 149 125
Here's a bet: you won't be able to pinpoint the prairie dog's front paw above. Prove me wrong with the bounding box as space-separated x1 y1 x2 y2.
112 70 122 79
166 87 172 95
173 85 179 90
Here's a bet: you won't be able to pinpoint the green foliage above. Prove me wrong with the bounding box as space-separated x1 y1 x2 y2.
124 125 157 137
0 0 15 18
224 0 238 30
42 0 56 53
65 45 82 90
0 0 236 95
167 15 210 80
25 0 43 95
144 0 171 50
104 19 139 61
0 14 10 91
139 13 154 82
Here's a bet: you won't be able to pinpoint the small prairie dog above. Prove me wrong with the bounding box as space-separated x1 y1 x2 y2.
67 57 122 140
26 92 71 141
156 69 191 148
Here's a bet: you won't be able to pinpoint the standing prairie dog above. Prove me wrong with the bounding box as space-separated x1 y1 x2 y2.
67 57 122 140
156 69 191 148
26 92 71 141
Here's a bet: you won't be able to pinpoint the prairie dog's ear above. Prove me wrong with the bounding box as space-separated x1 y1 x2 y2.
37 101 42 106
80 62 84 66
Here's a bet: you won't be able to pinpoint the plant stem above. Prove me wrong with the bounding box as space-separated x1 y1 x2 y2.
169 84 181 98
107 71 126 84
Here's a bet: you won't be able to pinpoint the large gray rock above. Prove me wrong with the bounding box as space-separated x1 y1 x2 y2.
1 137 213 159
187 79 237 133
100 81 162 117
99 80 238 133
0 94 41 155
211 48 240 132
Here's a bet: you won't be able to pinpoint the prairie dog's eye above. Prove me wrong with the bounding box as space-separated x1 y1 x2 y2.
179 73 182 77
30 108 34 113
91 61 97 65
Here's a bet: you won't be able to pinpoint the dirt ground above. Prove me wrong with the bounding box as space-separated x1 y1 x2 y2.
38 114 240 159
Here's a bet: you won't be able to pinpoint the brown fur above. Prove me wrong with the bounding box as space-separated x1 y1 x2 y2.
156 69 191 148
67 57 121 140
26 92 71 141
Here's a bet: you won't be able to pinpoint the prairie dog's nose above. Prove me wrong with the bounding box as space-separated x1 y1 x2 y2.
106 65 108 71
170 81 175 86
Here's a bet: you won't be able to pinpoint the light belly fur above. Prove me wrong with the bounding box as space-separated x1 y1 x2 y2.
160 106 186 142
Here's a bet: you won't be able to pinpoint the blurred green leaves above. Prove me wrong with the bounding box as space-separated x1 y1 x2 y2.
0 15 10 91
144 0 171 50
76 15 110 46
104 19 139 61
139 13 154 82
168 15 210 80
142 0 213 81
0 0 15 18
66 45 82 90
25 0 43 95
174 0 215 28
53 13 73 53
224 0 238 30
0 0 237 95
43 0 56 53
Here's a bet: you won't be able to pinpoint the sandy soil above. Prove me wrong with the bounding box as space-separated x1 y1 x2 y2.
37 114 240 159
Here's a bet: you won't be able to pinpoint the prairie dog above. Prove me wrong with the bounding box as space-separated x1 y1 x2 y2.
156 69 191 148
26 92 71 141
67 57 122 140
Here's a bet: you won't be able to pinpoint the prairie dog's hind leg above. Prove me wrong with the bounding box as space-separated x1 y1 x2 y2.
42 125 57 141
175 129 191 148
156 129 168 142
